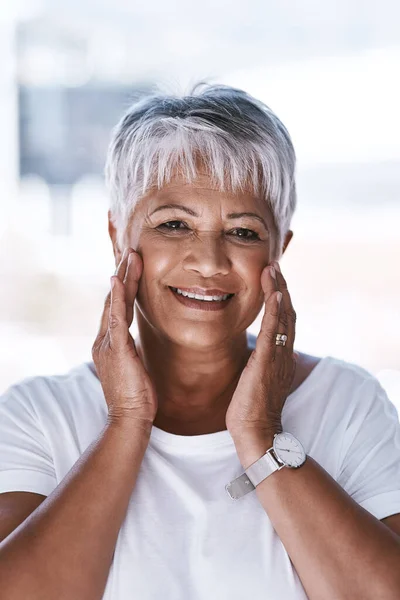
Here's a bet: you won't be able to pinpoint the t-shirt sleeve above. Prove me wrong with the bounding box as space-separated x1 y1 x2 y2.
0 383 57 496
336 376 400 520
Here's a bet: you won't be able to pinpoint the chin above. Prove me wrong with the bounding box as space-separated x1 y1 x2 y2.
166 329 234 347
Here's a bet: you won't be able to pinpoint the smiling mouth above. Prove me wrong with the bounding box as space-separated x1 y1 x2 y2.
168 287 235 301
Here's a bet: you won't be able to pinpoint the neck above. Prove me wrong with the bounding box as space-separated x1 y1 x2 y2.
135 317 253 435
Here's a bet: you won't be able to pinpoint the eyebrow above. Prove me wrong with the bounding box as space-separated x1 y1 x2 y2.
149 203 269 232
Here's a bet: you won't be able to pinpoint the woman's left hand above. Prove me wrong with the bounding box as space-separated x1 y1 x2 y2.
225 261 298 454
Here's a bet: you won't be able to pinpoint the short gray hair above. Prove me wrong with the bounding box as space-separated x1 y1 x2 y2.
105 82 297 257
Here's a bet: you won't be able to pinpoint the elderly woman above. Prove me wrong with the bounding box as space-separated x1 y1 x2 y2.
0 84 400 600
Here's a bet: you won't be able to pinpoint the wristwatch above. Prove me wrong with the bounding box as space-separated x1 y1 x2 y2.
225 432 307 500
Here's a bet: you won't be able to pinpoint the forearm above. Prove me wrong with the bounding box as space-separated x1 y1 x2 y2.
0 419 151 600
237 441 400 600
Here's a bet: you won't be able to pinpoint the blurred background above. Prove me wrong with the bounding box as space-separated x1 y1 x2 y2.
1 0 399 410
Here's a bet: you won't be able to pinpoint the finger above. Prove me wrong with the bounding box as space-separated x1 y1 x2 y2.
273 262 296 357
95 248 132 342
253 265 282 365
271 261 287 362
96 289 112 343
108 275 129 349
116 247 136 327
115 247 133 281
260 263 278 304
123 251 143 328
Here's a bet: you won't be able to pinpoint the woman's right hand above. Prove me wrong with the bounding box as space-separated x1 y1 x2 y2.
92 248 158 430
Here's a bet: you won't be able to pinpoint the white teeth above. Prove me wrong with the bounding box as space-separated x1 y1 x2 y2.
171 287 231 302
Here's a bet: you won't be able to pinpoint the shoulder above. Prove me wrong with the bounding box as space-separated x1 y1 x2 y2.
290 352 395 422
0 362 105 421
321 354 383 392
310 354 398 426
300 352 381 390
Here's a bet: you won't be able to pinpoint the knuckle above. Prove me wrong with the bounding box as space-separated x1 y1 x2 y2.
103 333 112 351
92 336 103 355
109 315 120 329
264 330 276 343
92 337 106 356
269 307 280 319
111 293 124 308
279 314 289 329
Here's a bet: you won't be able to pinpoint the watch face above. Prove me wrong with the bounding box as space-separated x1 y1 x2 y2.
273 433 306 467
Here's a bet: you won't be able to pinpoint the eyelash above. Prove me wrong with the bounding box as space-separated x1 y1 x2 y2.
157 221 262 242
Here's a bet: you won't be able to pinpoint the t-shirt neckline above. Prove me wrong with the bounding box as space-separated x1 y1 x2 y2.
83 355 332 450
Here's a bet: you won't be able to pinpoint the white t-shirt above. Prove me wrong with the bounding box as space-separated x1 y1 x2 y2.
1 337 400 600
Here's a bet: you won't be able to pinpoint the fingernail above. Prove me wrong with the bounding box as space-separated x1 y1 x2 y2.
270 266 276 279
274 261 281 273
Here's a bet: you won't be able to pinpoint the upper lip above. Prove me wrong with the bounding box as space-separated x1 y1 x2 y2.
169 286 234 296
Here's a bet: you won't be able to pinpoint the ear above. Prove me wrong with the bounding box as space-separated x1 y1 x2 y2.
281 230 293 256
108 210 123 267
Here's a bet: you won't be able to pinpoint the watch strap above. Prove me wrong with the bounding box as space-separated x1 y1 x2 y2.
246 448 285 486
225 447 284 500
225 471 256 499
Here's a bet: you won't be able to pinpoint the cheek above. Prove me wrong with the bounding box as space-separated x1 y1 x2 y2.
236 255 267 284
135 248 171 299
239 263 268 306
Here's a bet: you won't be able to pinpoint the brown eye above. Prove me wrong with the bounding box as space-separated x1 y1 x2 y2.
157 222 261 242
232 228 260 241
157 221 188 231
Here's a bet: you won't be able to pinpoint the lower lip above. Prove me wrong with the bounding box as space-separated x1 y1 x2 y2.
168 287 234 311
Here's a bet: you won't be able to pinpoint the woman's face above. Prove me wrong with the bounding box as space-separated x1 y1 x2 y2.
114 172 287 349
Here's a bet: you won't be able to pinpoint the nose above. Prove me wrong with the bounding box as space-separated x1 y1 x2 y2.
182 230 231 278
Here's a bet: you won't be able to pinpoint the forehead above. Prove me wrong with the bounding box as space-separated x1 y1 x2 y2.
139 171 268 216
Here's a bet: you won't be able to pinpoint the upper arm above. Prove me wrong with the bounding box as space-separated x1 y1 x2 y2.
0 383 57 498
381 513 400 538
0 491 46 543
336 377 400 521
